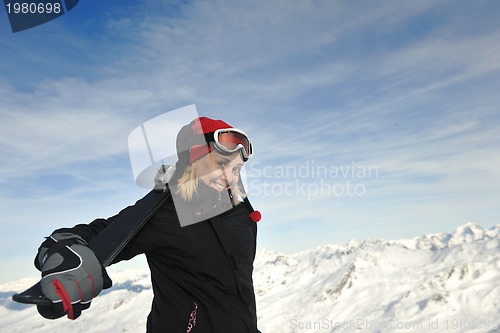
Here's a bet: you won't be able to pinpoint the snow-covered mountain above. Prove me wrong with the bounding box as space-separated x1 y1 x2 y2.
254 223 500 333
1 223 499 333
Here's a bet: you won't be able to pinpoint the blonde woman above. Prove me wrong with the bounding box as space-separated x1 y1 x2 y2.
34 117 262 333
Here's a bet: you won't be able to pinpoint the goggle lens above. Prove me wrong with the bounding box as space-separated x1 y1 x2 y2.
214 129 253 160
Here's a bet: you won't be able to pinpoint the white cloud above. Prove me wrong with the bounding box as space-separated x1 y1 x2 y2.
0 0 499 258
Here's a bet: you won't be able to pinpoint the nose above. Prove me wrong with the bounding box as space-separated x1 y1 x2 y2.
220 165 234 185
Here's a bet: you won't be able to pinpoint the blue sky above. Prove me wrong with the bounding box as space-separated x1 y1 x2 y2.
1 0 500 281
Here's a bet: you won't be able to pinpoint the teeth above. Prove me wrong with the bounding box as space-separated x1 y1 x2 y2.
215 182 226 189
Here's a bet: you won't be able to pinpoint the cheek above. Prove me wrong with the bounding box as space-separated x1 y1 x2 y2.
199 176 210 186
198 168 219 184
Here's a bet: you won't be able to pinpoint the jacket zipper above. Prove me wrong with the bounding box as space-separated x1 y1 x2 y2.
186 301 198 333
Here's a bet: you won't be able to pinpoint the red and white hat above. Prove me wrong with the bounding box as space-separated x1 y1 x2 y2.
176 117 253 165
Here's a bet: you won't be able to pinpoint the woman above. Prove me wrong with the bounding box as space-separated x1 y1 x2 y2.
34 117 262 332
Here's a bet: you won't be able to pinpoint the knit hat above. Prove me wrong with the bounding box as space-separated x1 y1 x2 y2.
176 117 233 166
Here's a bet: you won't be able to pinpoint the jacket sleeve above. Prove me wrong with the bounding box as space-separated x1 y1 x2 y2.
49 204 151 265
52 207 129 243
53 196 178 264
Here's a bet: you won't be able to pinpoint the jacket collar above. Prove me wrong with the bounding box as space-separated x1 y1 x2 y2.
171 181 239 227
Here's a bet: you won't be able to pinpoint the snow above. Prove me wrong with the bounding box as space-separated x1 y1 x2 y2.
1 223 499 333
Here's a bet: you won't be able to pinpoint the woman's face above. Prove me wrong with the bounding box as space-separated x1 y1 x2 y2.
196 150 244 192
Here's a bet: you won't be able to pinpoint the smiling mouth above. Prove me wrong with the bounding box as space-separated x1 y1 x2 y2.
213 181 229 190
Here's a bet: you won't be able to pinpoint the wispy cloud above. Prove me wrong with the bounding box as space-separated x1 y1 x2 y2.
1 0 500 280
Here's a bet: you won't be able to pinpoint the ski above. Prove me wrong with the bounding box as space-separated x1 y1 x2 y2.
12 166 174 306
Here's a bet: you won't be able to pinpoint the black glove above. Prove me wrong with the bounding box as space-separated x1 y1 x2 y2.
34 233 112 320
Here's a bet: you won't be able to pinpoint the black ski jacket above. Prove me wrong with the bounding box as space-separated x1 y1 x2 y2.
57 183 261 333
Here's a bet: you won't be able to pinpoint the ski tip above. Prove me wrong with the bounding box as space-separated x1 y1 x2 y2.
12 282 52 306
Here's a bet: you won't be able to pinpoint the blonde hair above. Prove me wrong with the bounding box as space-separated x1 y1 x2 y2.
175 162 199 202
175 160 246 202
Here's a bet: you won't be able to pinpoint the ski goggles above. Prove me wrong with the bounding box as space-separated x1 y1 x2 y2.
210 128 253 161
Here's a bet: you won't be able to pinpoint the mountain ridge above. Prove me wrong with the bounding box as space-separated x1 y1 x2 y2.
253 222 500 332
1 222 499 333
